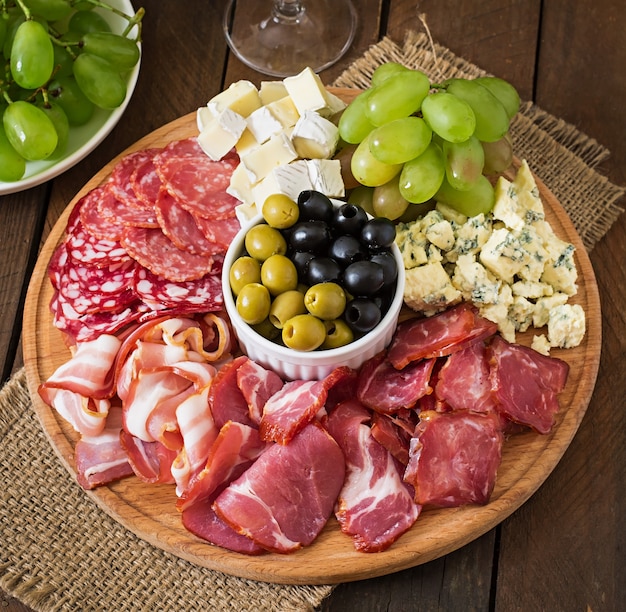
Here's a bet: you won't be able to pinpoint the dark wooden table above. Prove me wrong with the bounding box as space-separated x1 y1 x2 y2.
2 1 624 610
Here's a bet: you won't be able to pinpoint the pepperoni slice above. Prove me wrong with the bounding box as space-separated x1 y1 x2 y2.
121 225 216 282
78 186 125 241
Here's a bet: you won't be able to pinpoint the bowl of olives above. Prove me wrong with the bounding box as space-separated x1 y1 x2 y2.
222 190 405 381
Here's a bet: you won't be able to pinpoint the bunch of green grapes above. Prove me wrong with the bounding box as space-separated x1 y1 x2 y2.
338 62 520 220
0 0 144 182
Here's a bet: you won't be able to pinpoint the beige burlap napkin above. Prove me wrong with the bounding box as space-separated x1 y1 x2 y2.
1 31 624 612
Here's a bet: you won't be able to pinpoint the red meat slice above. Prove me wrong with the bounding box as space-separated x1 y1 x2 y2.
213 422 345 553
194 215 242 249
120 226 216 282
78 186 125 241
66 220 130 267
236 359 284 425
387 303 498 369
130 153 163 208
488 335 569 434
326 399 420 552
404 410 504 507
356 351 435 414
370 410 417 466
109 148 160 208
119 430 178 485
98 182 159 228
208 356 256 430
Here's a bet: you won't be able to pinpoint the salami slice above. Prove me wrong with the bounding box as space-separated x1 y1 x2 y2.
78 186 125 241
133 266 223 311
130 155 163 209
121 225 216 282
152 137 207 161
194 215 241 249
109 149 159 208
98 183 159 229
154 189 224 256
66 220 130 267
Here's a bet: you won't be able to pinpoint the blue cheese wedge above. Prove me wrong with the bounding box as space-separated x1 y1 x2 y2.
547 303 586 348
403 261 461 314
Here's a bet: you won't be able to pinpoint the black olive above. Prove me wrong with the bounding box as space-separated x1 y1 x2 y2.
289 220 331 253
344 298 382 333
307 256 342 285
297 190 335 222
343 260 384 296
369 250 397 288
291 250 315 280
328 235 365 268
361 217 397 251
333 203 368 236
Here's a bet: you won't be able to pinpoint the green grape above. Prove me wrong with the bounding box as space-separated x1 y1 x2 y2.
82 32 140 71
73 53 127 110
68 9 113 34
3 100 58 160
40 102 69 158
442 135 485 191
398 142 445 203
0 124 26 182
474 76 520 119
48 76 95 125
482 133 513 174
347 185 376 217
435 174 495 216
421 92 476 143
369 116 432 165
372 174 410 220
351 132 403 187
370 62 409 86
365 69 430 126
3 15 25 57
52 43 75 79
23 0 72 21
10 20 54 89
444 78 510 142
338 90 375 144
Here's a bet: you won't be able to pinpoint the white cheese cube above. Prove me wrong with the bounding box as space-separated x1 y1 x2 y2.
452 254 501 305
246 106 284 144
196 106 213 132
291 111 339 159
323 90 348 116
548 304 586 348
283 67 331 115
235 202 259 225
509 295 535 332
306 159 345 197
227 163 255 207
259 80 288 105
235 128 260 157
267 96 300 129
532 293 569 328
422 210 455 251
206 80 261 118
252 161 313 207
403 262 461 314
197 108 247 161
240 132 298 183
531 334 551 356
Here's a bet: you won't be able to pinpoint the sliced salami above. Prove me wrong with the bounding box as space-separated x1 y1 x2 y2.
66 220 130 267
130 154 163 209
109 148 159 208
194 215 241 249
154 189 224 256
98 183 159 229
121 225 216 282
78 186 125 242
152 136 207 161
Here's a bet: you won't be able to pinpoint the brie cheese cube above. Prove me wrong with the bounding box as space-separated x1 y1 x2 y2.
267 96 300 129
246 106 284 144
548 303 586 348
197 108 247 161
259 80 288 105
252 160 313 207
196 106 213 132
403 262 461 314
283 67 332 115
206 80 261 118
227 163 255 207
235 128 260 156
241 132 298 183
306 159 345 197
291 111 339 159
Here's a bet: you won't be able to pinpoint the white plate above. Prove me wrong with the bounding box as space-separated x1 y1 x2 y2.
0 0 141 195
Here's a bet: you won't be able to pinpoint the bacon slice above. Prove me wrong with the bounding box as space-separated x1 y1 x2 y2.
119 430 177 484
387 303 498 370
213 423 345 553
488 335 569 434
404 410 504 507
326 400 420 552
356 351 435 414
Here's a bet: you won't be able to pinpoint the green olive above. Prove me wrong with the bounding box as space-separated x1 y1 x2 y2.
322 319 354 349
261 254 299 296
269 289 307 329
282 314 327 351
229 256 261 296
262 193 300 229
244 224 287 261
236 282 271 325
252 317 281 340
304 282 347 320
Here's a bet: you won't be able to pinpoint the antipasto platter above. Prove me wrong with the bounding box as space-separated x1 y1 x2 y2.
23 88 601 585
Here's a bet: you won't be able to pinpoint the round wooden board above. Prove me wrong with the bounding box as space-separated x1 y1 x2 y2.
22 89 601 585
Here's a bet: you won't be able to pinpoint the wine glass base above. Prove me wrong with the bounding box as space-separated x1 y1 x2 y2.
223 0 358 78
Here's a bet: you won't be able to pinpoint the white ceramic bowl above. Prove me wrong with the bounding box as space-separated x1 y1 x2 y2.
222 213 405 381
0 0 141 195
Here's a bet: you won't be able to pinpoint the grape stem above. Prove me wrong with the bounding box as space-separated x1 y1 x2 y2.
70 0 145 41
13 0 31 20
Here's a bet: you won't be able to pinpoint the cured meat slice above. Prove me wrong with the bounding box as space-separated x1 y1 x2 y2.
193 215 241 249
78 186 125 241
435 341 498 414
356 351 435 414
387 303 498 370
130 153 163 208
154 188 224 256
156 153 240 220
370 411 416 466
260 366 352 445
153 136 206 160
119 430 177 484
121 225 216 282
133 266 223 312
326 400 420 552
109 148 159 208
404 410 504 507
65 220 130 267
213 423 345 553
98 183 159 228
236 359 284 425
488 335 569 434
208 356 256 430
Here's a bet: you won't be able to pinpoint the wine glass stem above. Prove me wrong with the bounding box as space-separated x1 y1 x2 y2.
273 0 304 20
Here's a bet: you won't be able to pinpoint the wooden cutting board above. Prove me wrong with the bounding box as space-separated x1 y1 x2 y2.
22 89 601 585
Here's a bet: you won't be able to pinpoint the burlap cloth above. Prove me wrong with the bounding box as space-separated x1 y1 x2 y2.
1 31 624 612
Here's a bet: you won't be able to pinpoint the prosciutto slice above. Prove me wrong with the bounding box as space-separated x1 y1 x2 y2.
235 358 284 425
488 335 569 434
208 356 256 430
387 303 498 370
213 423 345 553
404 410 504 507
326 400 420 552
119 430 177 484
